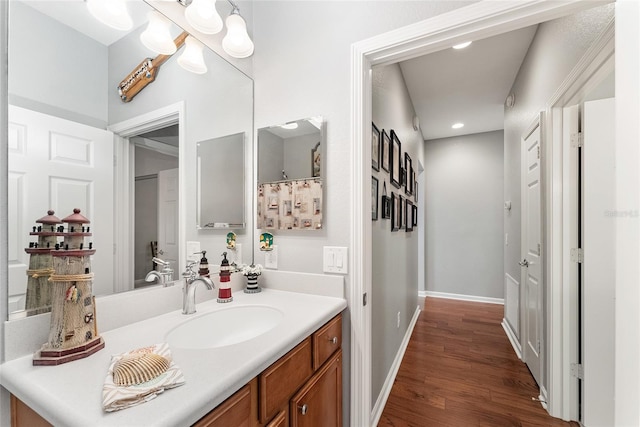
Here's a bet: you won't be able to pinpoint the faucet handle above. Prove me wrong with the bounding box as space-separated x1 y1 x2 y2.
182 261 198 279
153 257 170 266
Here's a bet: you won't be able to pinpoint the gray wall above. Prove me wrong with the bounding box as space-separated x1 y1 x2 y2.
283 133 320 180
1 0 9 423
424 130 504 299
371 63 422 408
503 3 614 393
8 1 108 128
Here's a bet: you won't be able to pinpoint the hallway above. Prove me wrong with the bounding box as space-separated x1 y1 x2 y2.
379 298 578 426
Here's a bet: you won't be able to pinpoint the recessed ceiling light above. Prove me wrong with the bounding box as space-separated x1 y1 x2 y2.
452 41 472 50
281 122 298 130
452 123 464 129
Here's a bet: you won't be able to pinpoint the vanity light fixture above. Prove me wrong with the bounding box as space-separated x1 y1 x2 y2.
222 5 254 58
178 36 208 74
452 122 465 129
86 0 132 31
281 122 299 130
140 11 177 55
178 0 254 59
452 41 472 49
185 0 223 35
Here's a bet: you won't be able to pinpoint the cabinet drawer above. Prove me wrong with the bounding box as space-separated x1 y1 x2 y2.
194 378 257 427
259 337 313 423
312 314 342 370
290 349 342 427
265 410 288 427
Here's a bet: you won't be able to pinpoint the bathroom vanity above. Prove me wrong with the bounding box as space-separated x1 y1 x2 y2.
2 288 346 426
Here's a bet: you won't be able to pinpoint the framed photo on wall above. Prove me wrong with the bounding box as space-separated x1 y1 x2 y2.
405 199 414 232
390 130 402 188
371 176 379 220
311 142 321 177
404 153 413 196
381 129 390 172
372 122 380 171
412 204 418 227
391 192 399 231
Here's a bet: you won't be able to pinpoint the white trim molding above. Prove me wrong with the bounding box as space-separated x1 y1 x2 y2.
350 1 614 424
370 305 421 427
419 290 504 305
502 318 523 360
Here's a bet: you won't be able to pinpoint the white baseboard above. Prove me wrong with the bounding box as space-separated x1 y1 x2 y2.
418 290 504 305
370 305 421 427
502 318 522 360
538 384 549 410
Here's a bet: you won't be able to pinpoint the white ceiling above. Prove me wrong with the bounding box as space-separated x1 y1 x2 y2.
21 0 151 46
399 25 538 141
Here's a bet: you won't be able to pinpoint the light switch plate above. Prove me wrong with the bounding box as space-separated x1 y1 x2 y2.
186 241 201 263
323 246 348 274
265 245 278 269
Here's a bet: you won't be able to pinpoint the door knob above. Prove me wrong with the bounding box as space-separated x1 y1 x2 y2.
519 259 529 267
298 404 308 415
158 249 164 255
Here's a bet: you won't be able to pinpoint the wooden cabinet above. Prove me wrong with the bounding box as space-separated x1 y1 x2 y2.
265 410 288 427
194 378 258 427
11 395 52 427
259 338 313 423
290 349 342 427
312 315 341 370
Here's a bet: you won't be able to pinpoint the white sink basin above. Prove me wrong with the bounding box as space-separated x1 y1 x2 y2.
165 305 284 349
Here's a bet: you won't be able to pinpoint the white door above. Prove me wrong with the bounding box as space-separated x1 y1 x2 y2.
582 98 615 426
8 106 114 308
521 115 543 386
157 168 179 279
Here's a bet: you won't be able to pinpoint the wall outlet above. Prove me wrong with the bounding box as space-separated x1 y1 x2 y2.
186 241 201 262
397 311 401 328
265 245 278 269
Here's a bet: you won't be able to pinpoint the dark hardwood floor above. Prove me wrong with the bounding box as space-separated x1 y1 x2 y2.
379 297 578 427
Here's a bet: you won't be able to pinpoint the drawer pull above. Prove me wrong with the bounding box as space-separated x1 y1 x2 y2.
299 404 308 415
329 337 338 345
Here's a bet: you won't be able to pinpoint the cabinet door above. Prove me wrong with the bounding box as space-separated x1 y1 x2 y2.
290 349 342 427
194 378 258 427
11 395 52 427
266 410 288 427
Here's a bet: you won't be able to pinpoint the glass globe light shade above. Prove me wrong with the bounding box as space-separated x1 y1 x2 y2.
140 11 177 55
86 0 132 31
185 0 223 35
178 36 208 74
222 13 254 59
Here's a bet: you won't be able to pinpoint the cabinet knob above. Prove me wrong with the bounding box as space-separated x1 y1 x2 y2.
298 404 308 415
329 337 338 345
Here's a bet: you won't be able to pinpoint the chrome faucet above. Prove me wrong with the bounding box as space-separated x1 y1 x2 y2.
182 261 215 315
145 257 175 286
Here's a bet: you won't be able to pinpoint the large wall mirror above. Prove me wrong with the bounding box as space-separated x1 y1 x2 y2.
6 0 253 319
257 117 324 230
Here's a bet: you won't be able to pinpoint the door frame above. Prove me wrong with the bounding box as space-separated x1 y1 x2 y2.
108 102 185 293
349 1 625 424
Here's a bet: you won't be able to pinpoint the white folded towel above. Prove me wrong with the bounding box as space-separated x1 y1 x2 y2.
102 343 185 412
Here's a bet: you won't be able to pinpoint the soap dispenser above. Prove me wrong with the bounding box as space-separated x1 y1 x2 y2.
217 252 233 303
198 251 210 278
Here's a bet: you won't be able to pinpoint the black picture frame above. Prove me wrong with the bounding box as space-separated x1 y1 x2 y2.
381 130 390 172
404 153 413 196
372 122 380 171
371 176 379 220
405 199 414 232
412 204 418 227
311 142 321 177
414 180 419 203
382 195 391 219
390 192 399 231
390 130 401 188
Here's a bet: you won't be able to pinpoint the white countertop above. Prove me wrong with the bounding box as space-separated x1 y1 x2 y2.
0 289 346 426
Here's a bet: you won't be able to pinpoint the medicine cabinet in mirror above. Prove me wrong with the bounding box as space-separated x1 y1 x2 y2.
6 0 253 319
197 132 245 229
257 117 324 230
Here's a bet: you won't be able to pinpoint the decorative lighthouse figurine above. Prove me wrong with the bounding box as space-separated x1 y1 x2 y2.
24 210 62 315
217 252 233 303
33 208 105 366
